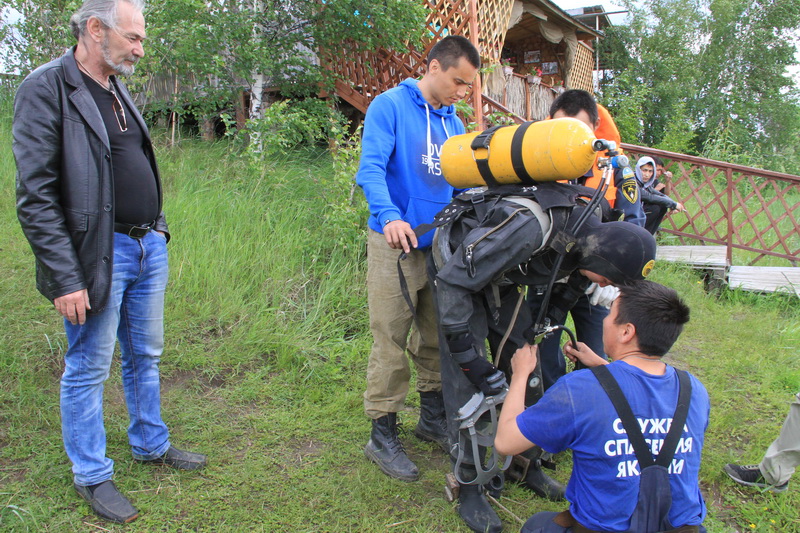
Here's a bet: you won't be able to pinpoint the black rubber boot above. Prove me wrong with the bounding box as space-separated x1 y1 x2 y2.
414 390 450 452
514 446 565 501
523 459 565 501
457 482 503 533
364 413 419 482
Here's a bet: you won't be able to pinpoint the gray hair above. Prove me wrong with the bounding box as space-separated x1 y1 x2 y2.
69 0 145 40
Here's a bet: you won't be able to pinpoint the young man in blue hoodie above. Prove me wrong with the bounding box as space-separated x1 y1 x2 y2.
356 35 480 482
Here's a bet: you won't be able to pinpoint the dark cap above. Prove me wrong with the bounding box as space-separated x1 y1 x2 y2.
577 221 656 285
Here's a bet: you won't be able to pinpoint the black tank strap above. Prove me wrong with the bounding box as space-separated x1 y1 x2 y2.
591 365 692 468
470 125 506 189
396 253 422 343
510 121 537 186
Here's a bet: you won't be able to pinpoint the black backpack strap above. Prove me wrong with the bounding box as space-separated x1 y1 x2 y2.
396 253 422 340
656 369 692 467
591 366 693 469
591 365 656 468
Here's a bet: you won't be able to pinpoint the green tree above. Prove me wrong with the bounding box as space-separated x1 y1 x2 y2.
141 0 424 121
0 1 78 72
598 0 704 150
698 0 800 151
598 0 800 172
0 0 425 120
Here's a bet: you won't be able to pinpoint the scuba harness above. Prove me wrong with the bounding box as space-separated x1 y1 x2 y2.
453 388 511 485
397 130 626 485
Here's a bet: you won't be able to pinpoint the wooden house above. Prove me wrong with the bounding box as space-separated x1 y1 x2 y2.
326 0 601 128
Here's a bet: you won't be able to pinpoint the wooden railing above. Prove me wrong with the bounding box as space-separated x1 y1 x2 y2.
483 71 557 122
480 94 524 124
623 145 800 267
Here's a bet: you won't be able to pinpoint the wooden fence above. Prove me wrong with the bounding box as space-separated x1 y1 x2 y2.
623 145 800 267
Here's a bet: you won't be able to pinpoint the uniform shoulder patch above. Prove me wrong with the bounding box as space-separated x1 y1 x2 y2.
621 177 639 204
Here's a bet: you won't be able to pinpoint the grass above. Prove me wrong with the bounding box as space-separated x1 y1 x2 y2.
2 93 800 532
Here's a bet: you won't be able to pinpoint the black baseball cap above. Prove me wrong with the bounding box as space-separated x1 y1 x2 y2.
577 221 657 285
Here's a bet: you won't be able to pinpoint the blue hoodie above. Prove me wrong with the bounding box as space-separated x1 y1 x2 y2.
356 78 465 249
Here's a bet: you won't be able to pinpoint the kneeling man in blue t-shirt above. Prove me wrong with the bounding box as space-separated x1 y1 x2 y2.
496 281 709 533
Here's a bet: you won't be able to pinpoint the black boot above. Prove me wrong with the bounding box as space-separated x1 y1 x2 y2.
514 446 566 501
524 464 566 501
364 413 419 482
457 482 503 533
414 390 450 451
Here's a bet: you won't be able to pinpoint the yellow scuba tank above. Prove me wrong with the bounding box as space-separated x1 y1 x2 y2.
440 117 599 188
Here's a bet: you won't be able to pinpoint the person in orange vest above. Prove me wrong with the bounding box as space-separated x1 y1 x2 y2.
529 90 646 392
562 97 644 225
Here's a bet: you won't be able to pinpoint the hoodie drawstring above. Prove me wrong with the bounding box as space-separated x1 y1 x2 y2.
424 103 434 173
425 103 454 174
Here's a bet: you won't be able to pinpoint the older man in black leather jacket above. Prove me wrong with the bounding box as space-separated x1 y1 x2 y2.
13 0 205 524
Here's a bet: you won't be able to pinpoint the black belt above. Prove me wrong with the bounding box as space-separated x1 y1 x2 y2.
114 222 153 239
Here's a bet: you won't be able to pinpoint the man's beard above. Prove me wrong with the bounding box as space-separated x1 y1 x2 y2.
102 35 137 77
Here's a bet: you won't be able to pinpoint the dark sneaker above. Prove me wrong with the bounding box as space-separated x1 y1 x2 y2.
74 480 138 523
724 464 789 493
136 446 208 471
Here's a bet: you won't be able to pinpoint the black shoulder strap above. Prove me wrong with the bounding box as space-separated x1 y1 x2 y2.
591 365 692 468
657 369 692 467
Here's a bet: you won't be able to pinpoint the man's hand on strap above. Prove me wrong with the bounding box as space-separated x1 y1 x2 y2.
383 220 417 253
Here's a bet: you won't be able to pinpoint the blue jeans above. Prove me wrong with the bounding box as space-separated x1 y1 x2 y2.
61 231 171 486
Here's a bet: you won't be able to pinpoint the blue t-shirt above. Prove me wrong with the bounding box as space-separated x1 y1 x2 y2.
516 362 709 531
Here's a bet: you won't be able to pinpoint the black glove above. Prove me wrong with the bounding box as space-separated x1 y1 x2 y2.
458 356 507 395
446 331 507 395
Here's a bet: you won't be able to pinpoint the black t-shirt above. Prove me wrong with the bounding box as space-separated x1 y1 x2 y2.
81 72 159 225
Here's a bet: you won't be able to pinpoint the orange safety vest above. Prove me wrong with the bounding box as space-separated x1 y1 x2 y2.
585 104 623 207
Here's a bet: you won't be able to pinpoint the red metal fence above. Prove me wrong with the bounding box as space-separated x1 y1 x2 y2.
623 145 800 267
